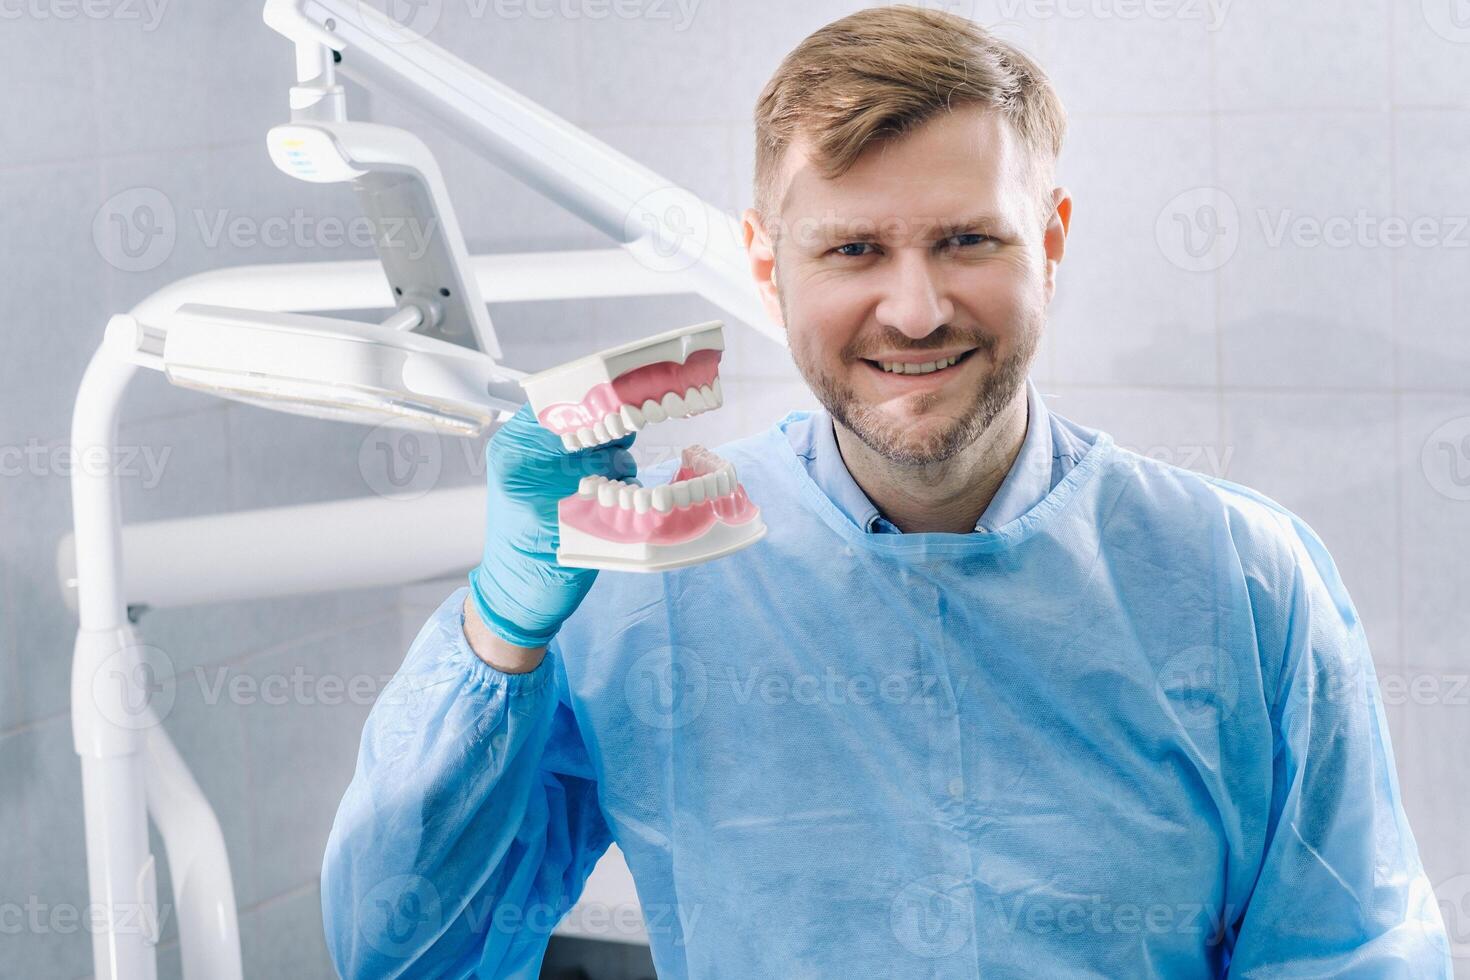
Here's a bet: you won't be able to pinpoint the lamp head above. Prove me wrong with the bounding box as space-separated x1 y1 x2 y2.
162 304 522 436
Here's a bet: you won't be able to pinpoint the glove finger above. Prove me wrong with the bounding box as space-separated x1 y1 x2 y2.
583 446 638 480
503 445 638 499
599 431 637 451
557 429 637 461
487 403 558 462
496 403 640 458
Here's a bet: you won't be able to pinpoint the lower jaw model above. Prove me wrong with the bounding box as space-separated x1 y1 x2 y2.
519 321 767 572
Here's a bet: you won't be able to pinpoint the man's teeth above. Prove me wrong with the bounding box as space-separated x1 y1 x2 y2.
578 462 736 513
878 355 961 375
561 379 724 451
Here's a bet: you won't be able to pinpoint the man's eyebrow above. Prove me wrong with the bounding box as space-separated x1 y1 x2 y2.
932 214 1014 238
810 213 1015 241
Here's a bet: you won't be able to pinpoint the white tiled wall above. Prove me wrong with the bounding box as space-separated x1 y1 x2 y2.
1 1 1466 976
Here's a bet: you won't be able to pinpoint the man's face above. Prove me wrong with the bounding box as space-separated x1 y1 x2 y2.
744 107 1068 467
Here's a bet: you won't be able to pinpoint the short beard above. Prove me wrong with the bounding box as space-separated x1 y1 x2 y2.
790 317 1039 468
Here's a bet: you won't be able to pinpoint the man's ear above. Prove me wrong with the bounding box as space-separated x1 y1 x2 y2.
742 207 785 329
1042 187 1072 303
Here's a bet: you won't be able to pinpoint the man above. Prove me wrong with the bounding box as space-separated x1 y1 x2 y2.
322 7 1451 978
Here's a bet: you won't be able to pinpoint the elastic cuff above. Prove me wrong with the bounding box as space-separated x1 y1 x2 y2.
466 569 559 651
453 587 555 694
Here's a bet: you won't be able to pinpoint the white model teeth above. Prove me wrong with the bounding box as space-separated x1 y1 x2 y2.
579 457 739 513
641 399 668 424
564 409 636 451
879 355 960 375
630 380 725 428
562 381 723 451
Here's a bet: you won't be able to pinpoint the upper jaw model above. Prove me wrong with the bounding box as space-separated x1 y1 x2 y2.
519 321 767 572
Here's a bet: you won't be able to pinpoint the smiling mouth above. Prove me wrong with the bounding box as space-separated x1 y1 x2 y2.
859 349 978 377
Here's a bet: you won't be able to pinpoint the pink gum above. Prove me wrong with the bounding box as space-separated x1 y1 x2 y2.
559 483 759 546
537 349 722 435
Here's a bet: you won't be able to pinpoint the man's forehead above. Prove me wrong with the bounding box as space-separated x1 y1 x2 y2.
773 107 1030 231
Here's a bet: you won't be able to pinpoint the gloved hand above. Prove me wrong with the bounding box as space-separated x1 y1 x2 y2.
468 403 637 649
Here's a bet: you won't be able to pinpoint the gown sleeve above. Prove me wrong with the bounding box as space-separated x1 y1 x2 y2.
1224 514 1452 978
320 586 613 979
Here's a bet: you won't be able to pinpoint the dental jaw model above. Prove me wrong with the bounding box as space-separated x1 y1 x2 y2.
520 321 766 572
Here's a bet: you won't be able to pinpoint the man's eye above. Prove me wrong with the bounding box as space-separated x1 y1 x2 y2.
833 243 874 257
947 233 995 248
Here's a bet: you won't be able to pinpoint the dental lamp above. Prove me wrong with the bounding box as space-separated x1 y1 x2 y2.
160 304 520 436
155 81 526 435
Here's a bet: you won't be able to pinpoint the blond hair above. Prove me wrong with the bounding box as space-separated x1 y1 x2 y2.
752 5 1067 232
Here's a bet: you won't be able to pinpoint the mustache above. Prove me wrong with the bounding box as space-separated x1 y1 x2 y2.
843 328 997 361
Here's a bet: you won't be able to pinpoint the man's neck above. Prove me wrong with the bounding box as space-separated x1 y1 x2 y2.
831 389 1030 534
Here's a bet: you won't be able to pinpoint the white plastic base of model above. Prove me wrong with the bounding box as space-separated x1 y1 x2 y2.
556 515 767 572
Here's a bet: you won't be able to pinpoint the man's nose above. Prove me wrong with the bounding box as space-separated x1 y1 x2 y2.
873 250 954 340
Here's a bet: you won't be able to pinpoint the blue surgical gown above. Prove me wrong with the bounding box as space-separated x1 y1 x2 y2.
321 407 1451 978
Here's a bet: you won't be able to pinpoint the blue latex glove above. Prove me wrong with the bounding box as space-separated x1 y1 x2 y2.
468 402 636 649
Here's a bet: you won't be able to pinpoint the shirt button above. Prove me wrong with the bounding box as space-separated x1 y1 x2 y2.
948 777 964 799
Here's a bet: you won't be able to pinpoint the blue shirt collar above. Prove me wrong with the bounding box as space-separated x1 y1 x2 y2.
789 376 1055 534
